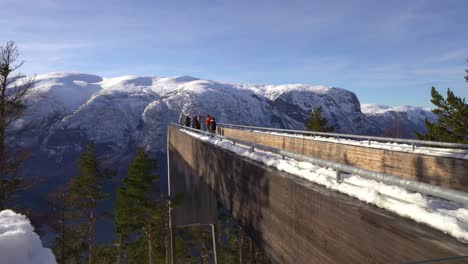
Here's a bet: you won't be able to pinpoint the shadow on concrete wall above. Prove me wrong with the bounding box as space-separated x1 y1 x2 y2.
169 146 218 226
433 154 468 192
193 136 271 253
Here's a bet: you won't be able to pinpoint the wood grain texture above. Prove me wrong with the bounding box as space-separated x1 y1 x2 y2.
218 127 468 192
169 127 468 264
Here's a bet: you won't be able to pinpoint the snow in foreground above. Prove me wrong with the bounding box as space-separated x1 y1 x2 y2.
183 130 468 242
0 210 56 264
252 130 468 160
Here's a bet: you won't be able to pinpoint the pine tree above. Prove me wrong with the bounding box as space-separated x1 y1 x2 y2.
0 41 35 209
93 244 118 264
64 142 112 264
417 62 468 143
114 149 163 264
48 183 87 264
216 212 270 264
305 107 334 132
465 59 468 83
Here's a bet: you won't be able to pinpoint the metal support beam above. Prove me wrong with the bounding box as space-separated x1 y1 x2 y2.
169 205 176 264
211 224 218 264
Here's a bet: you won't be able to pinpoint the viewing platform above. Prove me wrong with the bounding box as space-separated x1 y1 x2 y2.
168 124 468 264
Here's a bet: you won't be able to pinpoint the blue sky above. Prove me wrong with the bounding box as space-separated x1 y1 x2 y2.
1 0 467 107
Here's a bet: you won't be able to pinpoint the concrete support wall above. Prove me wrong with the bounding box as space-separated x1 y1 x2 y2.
169 147 218 227
169 126 468 264
218 127 468 192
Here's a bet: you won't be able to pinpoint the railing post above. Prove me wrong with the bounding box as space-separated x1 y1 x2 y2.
336 170 343 183
412 143 415 151
169 204 176 264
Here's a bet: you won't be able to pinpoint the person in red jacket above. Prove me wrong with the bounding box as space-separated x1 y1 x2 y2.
205 115 211 132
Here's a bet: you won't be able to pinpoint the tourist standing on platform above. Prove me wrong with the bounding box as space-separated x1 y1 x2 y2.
210 117 217 134
191 115 196 128
195 116 201 129
191 115 201 129
201 117 206 131
205 115 212 132
178 113 185 125
185 116 191 127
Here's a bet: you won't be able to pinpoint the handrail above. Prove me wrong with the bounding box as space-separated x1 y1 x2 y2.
171 123 468 205
218 123 468 150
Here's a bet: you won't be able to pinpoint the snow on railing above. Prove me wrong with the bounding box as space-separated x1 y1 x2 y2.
171 123 468 205
218 123 468 150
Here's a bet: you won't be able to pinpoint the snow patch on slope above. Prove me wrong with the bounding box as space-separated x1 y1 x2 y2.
29 72 102 112
361 104 394 114
0 210 56 264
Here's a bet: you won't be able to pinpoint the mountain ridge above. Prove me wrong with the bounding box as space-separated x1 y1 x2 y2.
10 72 435 176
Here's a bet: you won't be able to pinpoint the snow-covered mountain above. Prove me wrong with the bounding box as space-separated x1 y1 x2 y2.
11 72 434 177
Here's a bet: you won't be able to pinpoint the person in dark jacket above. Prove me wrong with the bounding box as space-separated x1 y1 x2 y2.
191 116 197 128
185 116 191 127
210 118 217 133
195 116 201 129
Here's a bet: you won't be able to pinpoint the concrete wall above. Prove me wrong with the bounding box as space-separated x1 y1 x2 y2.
218 127 468 192
169 147 218 227
168 126 468 264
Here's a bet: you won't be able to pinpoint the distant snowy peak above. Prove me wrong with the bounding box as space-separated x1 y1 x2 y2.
361 104 436 138
35 72 103 83
393 105 430 111
248 84 343 100
362 104 431 115
20 72 102 126
29 73 102 106
361 104 394 115
362 103 435 122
